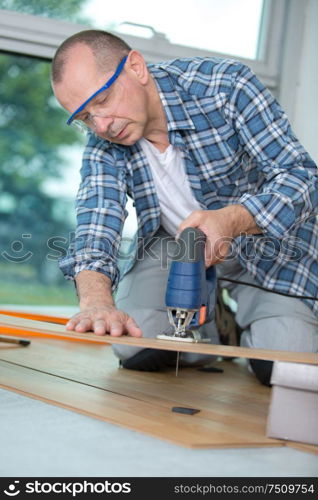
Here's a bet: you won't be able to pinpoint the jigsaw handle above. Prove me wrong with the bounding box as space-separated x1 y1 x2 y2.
173 227 206 263
165 227 216 314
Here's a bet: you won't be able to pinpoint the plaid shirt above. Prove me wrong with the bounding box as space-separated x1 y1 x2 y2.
60 57 318 316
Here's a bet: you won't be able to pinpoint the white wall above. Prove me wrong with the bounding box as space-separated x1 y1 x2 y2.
293 0 318 163
280 0 318 164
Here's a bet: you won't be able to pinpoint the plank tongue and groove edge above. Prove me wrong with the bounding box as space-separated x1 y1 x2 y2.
0 313 317 364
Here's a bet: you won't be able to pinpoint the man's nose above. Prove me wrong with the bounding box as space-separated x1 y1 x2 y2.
93 115 113 133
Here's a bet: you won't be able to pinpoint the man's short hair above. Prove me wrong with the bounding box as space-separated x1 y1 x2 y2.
51 29 131 84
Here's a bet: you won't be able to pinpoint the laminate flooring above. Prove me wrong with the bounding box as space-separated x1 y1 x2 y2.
1 335 317 453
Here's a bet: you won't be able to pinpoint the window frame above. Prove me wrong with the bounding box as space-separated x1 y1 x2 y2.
0 0 287 91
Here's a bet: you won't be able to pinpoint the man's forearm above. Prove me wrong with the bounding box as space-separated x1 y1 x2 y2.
75 270 115 309
227 204 262 237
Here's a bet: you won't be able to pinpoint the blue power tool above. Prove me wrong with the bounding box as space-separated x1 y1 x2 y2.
157 227 216 343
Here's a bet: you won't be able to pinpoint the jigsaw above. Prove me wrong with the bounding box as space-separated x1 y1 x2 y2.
157 227 216 373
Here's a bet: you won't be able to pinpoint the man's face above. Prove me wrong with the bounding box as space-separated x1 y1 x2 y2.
53 45 150 145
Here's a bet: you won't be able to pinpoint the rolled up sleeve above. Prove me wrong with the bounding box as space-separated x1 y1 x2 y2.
59 135 127 292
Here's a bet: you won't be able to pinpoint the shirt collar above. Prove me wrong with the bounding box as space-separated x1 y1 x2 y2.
148 65 196 133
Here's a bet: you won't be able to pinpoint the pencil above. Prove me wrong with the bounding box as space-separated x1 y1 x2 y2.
0 335 31 346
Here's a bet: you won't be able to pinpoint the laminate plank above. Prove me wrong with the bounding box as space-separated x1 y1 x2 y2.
1 314 317 364
286 442 318 455
2 332 315 450
0 338 271 436
0 310 68 324
0 360 282 449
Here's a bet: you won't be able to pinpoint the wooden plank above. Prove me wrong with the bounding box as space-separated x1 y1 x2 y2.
0 360 282 449
0 324 104 344
0 310 69 324
2 336 316 451
0 339 271 431
286 442 318 455
0 314 317 364
0 336 283 449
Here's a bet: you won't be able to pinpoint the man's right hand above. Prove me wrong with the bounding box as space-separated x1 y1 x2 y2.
66 304 142 337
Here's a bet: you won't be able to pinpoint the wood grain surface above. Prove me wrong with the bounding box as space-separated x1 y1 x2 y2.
1 313 318 365
0 336 279 448
1 335 317 453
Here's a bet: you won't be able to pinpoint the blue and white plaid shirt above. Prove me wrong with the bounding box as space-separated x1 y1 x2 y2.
60 57 318 316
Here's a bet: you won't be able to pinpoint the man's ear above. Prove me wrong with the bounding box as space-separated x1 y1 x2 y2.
126 50 148 84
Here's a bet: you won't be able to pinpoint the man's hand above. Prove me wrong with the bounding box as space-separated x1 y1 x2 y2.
68 269 142 337
177 205 261 267
66 304 142 337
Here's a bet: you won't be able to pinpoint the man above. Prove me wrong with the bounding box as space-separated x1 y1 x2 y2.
51 30 318 386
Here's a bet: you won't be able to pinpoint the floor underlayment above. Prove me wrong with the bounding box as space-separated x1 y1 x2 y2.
1 332 318 454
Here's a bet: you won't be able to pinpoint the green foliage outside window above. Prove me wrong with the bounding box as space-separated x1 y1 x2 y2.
0 0 87 22
0 0 88 305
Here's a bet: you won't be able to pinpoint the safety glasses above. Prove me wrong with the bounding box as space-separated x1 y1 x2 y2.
66 55 128 129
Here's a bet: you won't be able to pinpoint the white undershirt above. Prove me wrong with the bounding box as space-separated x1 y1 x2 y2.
139 138 202 236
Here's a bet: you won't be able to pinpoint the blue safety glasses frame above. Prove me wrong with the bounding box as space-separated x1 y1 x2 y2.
66 55 128 126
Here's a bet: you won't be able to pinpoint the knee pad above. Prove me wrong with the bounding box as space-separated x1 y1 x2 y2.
121 348 177 372
249 359 273 386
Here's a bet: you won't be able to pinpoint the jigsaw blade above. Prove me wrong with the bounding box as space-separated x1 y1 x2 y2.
175 351 180 377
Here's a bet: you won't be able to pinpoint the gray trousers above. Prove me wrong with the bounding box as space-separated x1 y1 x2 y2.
113 227 318 363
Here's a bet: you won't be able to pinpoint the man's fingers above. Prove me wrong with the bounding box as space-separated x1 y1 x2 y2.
110 320 125 337
66 319 77 330
66 310 142 338
177 210 202 238
126 318 142 337
74 317 94 332
93 319 108 335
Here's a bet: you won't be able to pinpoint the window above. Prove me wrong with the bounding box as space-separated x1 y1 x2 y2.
0 52 83 306
0 0 287 89
83 0 264 61
1 0 264 60
0 0 290 308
